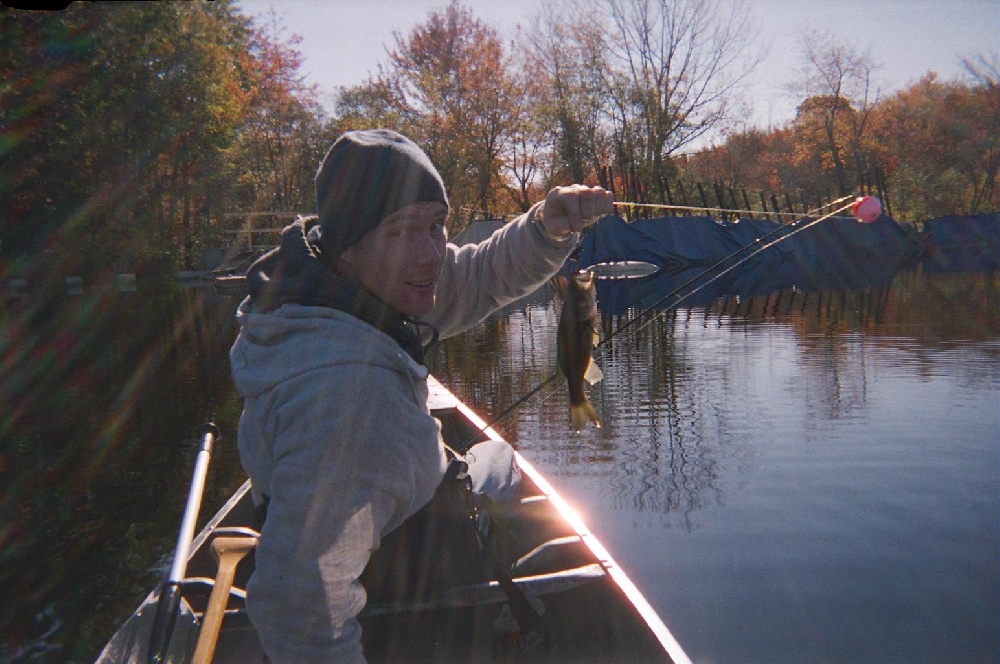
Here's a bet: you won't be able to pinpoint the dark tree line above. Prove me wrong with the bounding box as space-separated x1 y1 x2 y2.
2 1 996 287
1 1 329 285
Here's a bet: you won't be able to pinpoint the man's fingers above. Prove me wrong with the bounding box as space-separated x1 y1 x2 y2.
566 196 584 230
580 192 604 221
577 189 613 224
541 185 615 238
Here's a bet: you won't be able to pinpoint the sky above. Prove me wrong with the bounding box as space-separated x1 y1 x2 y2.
237 0 998 129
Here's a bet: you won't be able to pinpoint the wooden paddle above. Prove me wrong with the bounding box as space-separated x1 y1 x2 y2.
190 535 257 664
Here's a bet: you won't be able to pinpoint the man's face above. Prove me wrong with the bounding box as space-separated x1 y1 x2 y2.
336 201 449 318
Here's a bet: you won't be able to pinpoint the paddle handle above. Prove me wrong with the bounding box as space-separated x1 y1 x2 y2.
190 536 256 664
168 425 218 582
147 424 219 664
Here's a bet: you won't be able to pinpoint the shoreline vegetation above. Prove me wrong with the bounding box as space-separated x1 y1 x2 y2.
2 1 996 286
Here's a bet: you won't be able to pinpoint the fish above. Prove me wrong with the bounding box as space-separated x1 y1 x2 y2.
556 269 603 431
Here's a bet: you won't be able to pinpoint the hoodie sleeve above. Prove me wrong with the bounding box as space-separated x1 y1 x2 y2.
427 202 577 341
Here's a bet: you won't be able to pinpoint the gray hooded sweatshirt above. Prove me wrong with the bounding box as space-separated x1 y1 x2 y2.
230 204 574 662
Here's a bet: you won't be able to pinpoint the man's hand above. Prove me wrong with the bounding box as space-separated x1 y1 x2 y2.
538 184 615 240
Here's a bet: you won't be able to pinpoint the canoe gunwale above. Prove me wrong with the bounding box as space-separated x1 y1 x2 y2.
444 380 692 664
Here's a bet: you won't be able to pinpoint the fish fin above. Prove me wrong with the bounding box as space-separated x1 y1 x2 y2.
584 358 603 385
570 399 601 431
591 329 600 348
552 275 568 298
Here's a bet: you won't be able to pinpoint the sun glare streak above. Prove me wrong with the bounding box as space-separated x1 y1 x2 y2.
447 382 694 664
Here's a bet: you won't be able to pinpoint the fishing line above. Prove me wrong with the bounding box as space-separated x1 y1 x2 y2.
458 194 866 447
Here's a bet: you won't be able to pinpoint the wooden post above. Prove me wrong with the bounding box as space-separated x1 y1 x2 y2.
244 215 253 252
875 167 893 218
728 188 740 217
759 192 771 221
696 182 709 210
712 181 726 212
676 180 688 207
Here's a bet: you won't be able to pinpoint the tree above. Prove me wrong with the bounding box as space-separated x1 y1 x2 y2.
686 127 796 198
368 1 522 226
333 2 524 226
791 94 864 198
870 72 999 218
501 60 552 212
334 78 410 132
0 2 334 279
600 0 762 205
229 9 328 217
520 1 612 189
788 30 879 198
961 51 999 213
0 2 257 274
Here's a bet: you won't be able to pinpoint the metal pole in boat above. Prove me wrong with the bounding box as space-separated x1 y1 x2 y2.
147 423 219 664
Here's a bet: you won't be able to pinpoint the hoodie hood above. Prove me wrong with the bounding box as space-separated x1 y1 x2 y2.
230 298 428 400
243 216 429 363
230 217 432 399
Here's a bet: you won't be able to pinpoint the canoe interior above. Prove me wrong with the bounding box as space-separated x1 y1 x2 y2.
98 378 681 663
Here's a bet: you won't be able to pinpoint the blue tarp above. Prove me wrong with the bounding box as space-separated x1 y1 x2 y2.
920 212 999 272
577 213 923 283
562 211 998 317
569 212 928 316
592 254 905 317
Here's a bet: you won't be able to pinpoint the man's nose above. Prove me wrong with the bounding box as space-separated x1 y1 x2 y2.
414 231 443 264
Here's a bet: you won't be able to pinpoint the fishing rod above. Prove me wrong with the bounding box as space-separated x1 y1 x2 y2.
457 195 881 446
612 200 805 221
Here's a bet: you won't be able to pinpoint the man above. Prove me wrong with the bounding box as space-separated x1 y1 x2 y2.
230 128 612 662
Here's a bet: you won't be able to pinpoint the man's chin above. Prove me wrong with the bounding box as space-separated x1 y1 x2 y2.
400 293 436 319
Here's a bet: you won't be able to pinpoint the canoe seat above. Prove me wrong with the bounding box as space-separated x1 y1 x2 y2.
181 577 246 607
513 536 590 577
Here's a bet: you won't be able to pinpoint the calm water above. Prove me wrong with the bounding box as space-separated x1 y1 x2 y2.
432 267 1000 663
1 266 997 662
0 283 247 662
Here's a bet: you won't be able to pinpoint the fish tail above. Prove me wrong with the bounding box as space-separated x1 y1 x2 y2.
569 398 601 432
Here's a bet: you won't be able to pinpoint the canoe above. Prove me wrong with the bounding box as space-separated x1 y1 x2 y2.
97 376 691 663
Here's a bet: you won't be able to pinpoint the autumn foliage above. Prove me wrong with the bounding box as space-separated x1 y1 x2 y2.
1 0 996 284
1 1 328 282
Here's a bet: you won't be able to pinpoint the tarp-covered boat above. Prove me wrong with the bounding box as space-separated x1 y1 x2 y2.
920 212 1000 272
576 213 924 280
